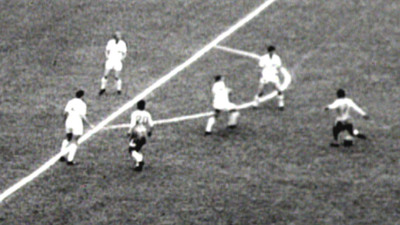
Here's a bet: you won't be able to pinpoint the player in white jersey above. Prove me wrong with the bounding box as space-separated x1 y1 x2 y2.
253 45 285 110
99 31 127 96
205 75 240 135
324 89 369 147
59 90 94 165
127 100 154 171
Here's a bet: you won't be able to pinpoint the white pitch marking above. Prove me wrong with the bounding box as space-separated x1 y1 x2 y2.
104 66 292 130
0 0 279 203
214 45 261 59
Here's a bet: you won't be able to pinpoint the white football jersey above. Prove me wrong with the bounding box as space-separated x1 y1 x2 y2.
259 53 282 75
327 98 366 122
64 98 87 122
212 80 230 106
130 110 154 134
106 39 127 60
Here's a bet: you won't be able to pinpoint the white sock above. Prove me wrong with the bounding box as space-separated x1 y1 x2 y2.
277 94 284 108
205 116 216 132
116 78 122 91
60 139 70 155
228 111 240 126
67 143 78 162
131 151 143 166
254 95 260 106
101 77 108 90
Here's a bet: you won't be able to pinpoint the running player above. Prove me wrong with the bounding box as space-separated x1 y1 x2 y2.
324 89 369 147
59 90 94 165
127 100 154 171
99 31 127 96
205 75 240 135
253 45 285 110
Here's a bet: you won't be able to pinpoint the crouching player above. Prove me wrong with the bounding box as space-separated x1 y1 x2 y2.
127 100 154 171
324 89 369 147
205 75 240 135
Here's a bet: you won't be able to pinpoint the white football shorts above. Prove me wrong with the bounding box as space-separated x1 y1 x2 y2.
105 58 123 71
213 101 237 111
65 118 84 136
259 73 281 91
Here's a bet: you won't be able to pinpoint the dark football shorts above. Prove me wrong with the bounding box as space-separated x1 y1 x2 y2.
129 136 147 153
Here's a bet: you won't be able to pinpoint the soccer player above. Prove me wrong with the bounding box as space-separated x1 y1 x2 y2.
324 89 369 147
127 100 154 171
59 90 94 165
205 75 240 135
99 31 127 96
253 45 285 110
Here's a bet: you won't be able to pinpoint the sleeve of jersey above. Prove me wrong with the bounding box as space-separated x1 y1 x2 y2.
258 57 265 67
106 41 112 51
148 113 154 127
327 100 340 109
122 41 127 53
349 100 366 116
81 103 87 116
277 56 282 67
130 112 137 128
64 101 71 113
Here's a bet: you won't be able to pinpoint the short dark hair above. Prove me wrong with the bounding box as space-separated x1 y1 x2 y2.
214 75 222 81
137 100 146 110
337 89 346 98
267 45 276 52
76 90 84 98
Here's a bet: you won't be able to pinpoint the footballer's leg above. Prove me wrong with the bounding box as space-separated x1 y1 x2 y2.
114 72 122 95
100 60 113 95
344 123 367 139
130 138 146 171
99 75 109 96
59 132 73 162
205 110 220 135
227 104 240 129
66 122 83 165
331 122 344 147
114 61 123 95
253 82 264 108
272 77 284 110
66 135 80 165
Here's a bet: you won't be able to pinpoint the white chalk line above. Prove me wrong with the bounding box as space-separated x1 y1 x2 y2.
214 45 261 59
104 53 292 130
0 0 279 203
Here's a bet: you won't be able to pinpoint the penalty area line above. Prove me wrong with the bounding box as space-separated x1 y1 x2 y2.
0 0 279 204
104 67 292 130
214 45 261 59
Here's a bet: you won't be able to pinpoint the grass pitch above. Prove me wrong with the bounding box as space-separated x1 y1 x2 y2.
1 0 400 224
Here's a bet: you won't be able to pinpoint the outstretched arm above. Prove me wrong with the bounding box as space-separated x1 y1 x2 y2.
324 100 339 111
350 100 369 119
